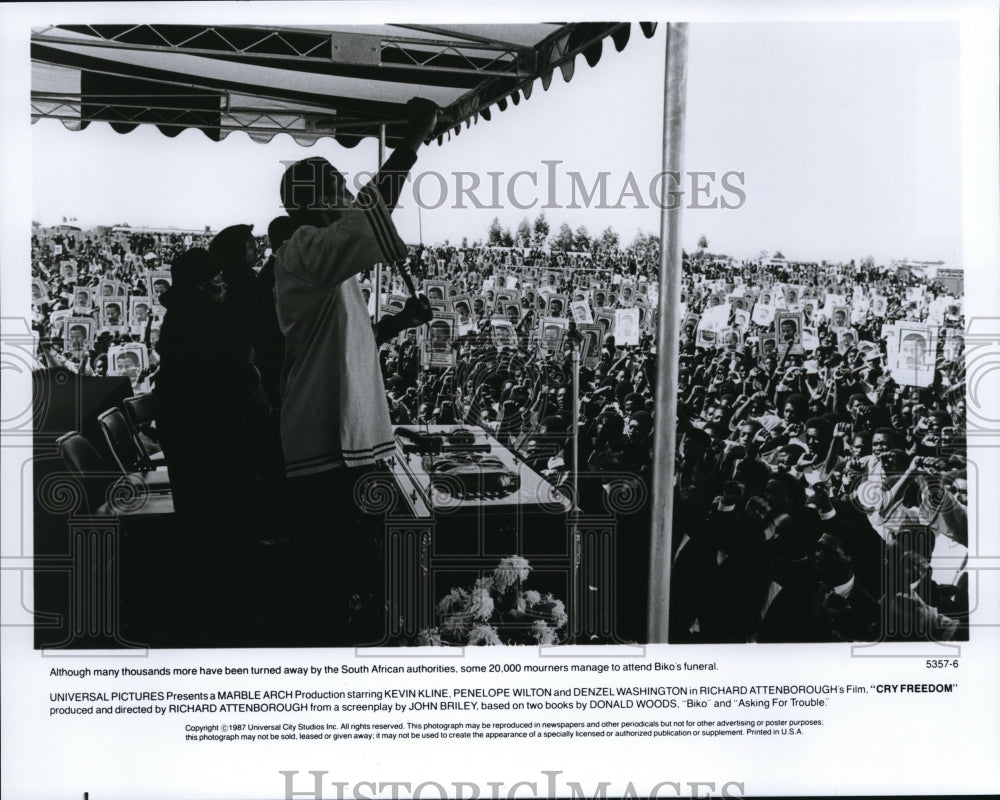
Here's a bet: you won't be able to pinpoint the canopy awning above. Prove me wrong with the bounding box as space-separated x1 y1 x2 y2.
31 22 657 148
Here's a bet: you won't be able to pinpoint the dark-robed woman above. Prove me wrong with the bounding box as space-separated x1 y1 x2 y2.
208 223 258 327
153 247 260 522
209 222 291 533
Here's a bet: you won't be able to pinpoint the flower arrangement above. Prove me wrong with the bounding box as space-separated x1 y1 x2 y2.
416 556 568 646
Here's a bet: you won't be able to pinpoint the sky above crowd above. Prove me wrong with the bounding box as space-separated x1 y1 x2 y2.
30 18 962 265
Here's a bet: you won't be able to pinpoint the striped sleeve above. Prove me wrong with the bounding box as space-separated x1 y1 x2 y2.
354 185 408 262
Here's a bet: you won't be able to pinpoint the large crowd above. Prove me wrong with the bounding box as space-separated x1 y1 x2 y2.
31 224 969 644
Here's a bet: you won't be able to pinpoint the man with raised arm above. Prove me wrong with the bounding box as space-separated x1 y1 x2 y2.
274 98 438 642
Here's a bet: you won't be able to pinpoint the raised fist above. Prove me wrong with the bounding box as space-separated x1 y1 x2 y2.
401 294 434 327
405 98 440 144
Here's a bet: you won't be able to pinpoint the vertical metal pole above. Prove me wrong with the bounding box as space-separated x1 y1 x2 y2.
570 344 580 501
569 339 581 642
647 23 689 643
374 125 387 324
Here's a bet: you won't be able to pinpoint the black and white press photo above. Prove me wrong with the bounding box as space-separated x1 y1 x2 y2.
5 7 999 798
20 14 978 657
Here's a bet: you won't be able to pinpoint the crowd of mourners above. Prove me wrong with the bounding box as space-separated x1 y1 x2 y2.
30 227 211 386
31 224 969 644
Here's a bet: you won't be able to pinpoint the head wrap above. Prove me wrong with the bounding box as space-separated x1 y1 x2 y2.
170 248 220 294
209 224 254 284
